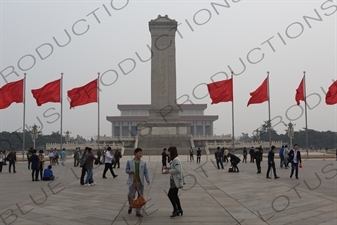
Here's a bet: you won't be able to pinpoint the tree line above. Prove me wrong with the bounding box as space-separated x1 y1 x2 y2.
0 131 88 151
0 126 336 151
238 121 337 150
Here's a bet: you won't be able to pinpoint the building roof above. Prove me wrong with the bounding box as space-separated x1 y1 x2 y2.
106 115 218 122
117 104 207 110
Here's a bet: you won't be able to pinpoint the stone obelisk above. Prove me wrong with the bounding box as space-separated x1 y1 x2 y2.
139 15 190 146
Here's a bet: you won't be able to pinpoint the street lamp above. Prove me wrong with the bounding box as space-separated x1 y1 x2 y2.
30 124 40 149
252 128 262 144
286 122 296 147
64 130 71 144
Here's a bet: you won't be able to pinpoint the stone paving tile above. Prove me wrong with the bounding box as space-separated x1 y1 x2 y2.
240 218 269 225
12 210 52 220
313 211 337 222
258 203 330 221
314 204 337 212
268 210 324 224
118 215 239 224
318 218 337 225
7 218 47 225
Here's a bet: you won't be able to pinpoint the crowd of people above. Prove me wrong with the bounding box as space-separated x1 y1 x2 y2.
185 144 304 180
0 143 332 219
79 146 122 186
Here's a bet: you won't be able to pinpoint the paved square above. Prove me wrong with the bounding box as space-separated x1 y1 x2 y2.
0 156 336 225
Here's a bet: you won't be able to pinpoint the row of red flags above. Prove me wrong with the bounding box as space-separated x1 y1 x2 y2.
1 76 337 110
207 77 337 105
0 78 98 109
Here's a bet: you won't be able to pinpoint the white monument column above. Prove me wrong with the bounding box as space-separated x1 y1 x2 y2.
140 15 190 137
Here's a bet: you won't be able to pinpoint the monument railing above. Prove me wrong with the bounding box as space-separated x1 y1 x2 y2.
46 142 124 150
191 134 232 140
96 136 135 141
206 141 283 149
96 134 233 142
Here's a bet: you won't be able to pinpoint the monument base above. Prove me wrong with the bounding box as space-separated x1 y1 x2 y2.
137 122 192 150
139 121 190 136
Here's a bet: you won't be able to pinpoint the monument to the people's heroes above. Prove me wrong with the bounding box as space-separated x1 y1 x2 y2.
138 15 192 150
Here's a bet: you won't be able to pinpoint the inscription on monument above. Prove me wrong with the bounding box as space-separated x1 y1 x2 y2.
152 127 176 135
160 51 168 96
179 127 188 135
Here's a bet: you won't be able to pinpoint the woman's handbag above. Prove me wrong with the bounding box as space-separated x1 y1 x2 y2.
129 176 146 208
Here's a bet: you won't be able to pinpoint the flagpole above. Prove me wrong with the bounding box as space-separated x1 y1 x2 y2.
231 71 235 152
23 73 26 152
97 73 100 152
303 71 309 159
267 71 271 149
60 73 63 152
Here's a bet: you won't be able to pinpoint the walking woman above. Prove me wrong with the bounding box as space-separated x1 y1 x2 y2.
162 146 184 218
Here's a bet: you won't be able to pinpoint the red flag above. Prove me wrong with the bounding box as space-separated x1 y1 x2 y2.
295 78 304 105
247 78 268 107
207 79 233 104
326 80 337 105
67 79 98 108
31 79 61 106
0 79 24 109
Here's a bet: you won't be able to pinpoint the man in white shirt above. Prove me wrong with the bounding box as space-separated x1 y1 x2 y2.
102 147 118 179
288 144 302 179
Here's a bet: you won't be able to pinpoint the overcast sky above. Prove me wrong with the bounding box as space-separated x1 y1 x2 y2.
0 0 336 140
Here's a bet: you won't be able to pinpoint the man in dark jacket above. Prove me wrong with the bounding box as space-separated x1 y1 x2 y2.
114 148 122 168
189 148 194 162
214 147 224 169
266 146 279 179
80 147 89 185
243 147 247 163
73 148 80 167
161 148 167 168
97 148 102 164
249 147 255 163
255 147 263 174
7 149 17 173
288 144 302 179
196 148 202 164
30 149 39 181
